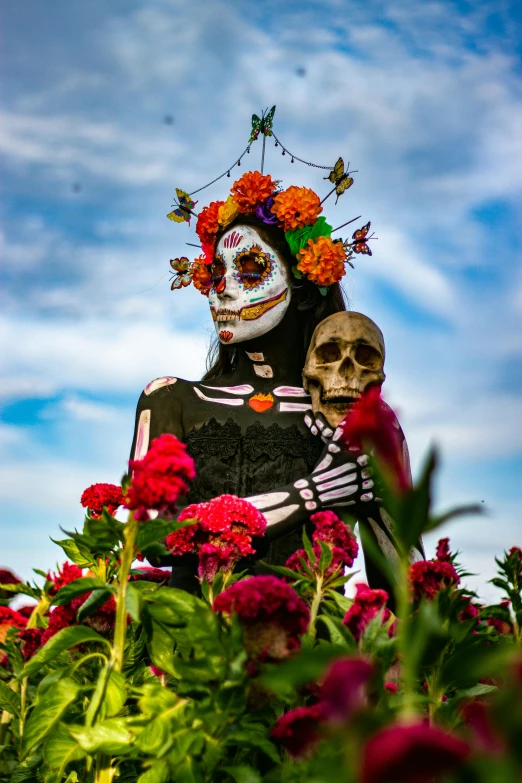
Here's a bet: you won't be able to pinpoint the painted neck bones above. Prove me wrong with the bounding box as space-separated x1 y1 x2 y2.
209 225 292 344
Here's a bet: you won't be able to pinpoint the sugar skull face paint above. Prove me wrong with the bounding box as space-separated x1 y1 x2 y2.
209 225 291 344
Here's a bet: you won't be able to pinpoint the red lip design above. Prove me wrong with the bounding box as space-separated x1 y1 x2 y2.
219 330 233 343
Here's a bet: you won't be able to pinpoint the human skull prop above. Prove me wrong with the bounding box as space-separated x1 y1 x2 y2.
303 312 386 427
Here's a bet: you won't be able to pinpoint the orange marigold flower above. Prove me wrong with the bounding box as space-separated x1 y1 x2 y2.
297 236 346 287
196 200 224 245
271 186 322 231
192 255 212 297
231 171 275 213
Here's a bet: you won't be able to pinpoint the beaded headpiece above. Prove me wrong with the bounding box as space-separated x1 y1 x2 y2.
167 106 375 296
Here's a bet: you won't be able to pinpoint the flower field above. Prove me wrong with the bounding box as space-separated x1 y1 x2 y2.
1 417 521 782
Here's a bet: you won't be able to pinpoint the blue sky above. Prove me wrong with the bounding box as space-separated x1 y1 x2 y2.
1 0 521 600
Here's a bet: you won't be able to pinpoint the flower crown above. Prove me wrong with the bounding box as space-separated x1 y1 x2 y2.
167 107 375 297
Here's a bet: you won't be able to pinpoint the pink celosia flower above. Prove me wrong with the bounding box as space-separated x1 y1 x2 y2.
0 606 27 643
435 537 452 562
319 656 373 721
81 483 124 518
131 567 170 583
213 575 309 660
126 434 196 517
271 703 325 758
311 510 359 567
409 560 460 602
343 583 392 642
340 388 409 492
46 561 83 596
166 495 266 582
361 723 470 783
461 700 505 755
18 628 44 661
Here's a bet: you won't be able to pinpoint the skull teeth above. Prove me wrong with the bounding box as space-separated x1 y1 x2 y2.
215 310 239 322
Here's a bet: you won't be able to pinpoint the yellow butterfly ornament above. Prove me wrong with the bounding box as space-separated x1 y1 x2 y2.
167 189 198 224
324 157 354 203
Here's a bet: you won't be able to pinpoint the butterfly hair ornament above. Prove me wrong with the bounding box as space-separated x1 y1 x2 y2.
167 106 376 296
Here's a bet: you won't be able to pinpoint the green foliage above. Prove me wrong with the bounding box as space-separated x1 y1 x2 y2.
0 448 521 783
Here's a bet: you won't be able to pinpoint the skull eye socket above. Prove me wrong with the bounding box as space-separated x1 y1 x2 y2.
315 342 342 364
354 343 382 369
210 259 225 287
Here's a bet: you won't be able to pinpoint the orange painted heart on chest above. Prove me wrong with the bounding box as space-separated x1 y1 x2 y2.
248 393 274 413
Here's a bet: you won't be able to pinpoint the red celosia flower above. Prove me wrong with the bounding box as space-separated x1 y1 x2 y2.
126 434 196 517
213 575 309 660
343 583 392 642
131 567 170 583
195 201 224 247
319 656 373 721
340 388 409 492
0 568 21 600
458 595 480 623
385 682 398 693
166 495 266 581
81 483 124 518
19 628 44 661
311 510 359 567
410 560 460 602
461 700 505 754
0 606 27 643
41 603 77 645
16 605 36 619
197 543 235 582
271 703 325 758
361 722 470 783
46 561 83 597
84 595 117 635
435 538 452 562
231 171 275 213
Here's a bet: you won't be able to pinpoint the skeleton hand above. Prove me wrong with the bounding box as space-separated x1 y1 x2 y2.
304 411 376 508
247 411 375 537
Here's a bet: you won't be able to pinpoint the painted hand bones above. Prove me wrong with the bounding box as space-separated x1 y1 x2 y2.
247 411 375 536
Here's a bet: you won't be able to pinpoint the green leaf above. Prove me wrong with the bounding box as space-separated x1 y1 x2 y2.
324 588 352 615
77 588 114 623
136 517 196 552
9 754 43 782
225 727 280 763
126 583 143 622
285 216 333 256
53 577 107 606
43 723 84 771
147 623 176 677
426 504 484 532
316 614 356 648
260 645 346 695
137 761 170 783
22 678 80 758
221 766 262 783
302 529 315 566
22 625 110 677
69 718 134 755
0 680 20 717
318 541 333 575
51 538 95 568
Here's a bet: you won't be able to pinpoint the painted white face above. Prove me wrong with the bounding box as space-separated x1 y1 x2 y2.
209 224 292 345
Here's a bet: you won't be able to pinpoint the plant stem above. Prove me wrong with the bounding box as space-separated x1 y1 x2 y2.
309 576 324 639
396 558 417 720
95 753 114 782
112 512 138 673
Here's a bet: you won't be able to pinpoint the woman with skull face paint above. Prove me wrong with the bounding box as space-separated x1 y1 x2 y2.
130 178 414 595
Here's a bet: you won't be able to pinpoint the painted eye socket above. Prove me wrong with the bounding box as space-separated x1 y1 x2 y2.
235 248 272 288
210 260 225 286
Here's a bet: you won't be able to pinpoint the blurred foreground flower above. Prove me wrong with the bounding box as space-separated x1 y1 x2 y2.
0 567 21 599
126 433 195 517
0 606 26 643
272 703 325 758
340 387 409 492
319 656 374 721
213 575 309 661
361 722 470 783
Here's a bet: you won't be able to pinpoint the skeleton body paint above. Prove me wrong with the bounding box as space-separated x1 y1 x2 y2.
208 225 292 345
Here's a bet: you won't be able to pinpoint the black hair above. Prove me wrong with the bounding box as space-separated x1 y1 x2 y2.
202 214 347 380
